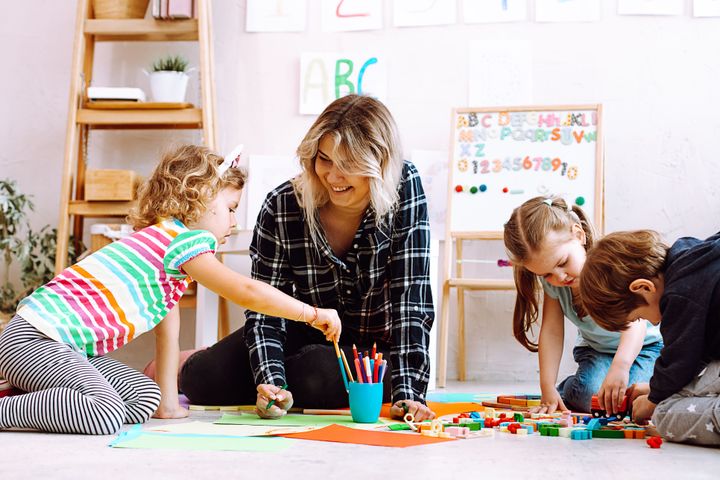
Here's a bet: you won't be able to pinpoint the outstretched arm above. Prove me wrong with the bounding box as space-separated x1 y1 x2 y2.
597 319 646 413
182 253 341 342
535 294 568 414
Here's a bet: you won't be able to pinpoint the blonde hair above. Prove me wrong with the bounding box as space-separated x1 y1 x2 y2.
503 196 596 351
292 94 403 242
580 230 667 331
128 144 247 229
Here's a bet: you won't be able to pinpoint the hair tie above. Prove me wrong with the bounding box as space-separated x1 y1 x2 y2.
543 198 552 207
219 144 244 175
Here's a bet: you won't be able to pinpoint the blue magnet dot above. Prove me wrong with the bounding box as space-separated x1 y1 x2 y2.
479 184 487 192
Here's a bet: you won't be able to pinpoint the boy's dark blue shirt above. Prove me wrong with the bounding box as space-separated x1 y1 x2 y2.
649 231 720 404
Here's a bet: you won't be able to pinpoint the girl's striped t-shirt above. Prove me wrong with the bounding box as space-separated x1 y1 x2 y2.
17 218 216 356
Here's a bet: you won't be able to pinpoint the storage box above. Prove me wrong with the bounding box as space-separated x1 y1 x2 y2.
92 0 150 19
90 223 133 252
85 169 141 201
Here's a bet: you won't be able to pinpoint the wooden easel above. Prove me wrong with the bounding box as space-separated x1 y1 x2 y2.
437 105 604 387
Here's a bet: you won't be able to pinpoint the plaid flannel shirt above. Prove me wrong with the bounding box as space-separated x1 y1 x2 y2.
244 161 434 403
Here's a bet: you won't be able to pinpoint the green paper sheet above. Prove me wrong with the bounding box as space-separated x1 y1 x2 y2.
147 420 314 436
215 413 386 428
110 428 295 452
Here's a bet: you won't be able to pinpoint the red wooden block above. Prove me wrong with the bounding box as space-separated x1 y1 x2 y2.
646 436 663 448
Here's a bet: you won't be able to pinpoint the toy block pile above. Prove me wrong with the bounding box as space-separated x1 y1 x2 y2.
406 394 662 446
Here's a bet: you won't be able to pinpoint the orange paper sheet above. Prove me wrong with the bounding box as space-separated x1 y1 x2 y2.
279 424 454 447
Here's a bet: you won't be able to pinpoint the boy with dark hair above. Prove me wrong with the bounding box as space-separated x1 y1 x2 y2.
580 230 720 446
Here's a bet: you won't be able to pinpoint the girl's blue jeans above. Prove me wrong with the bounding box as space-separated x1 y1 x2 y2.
557 342 663 412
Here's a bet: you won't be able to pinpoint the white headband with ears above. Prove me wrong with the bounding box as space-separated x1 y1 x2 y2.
219 144 244 175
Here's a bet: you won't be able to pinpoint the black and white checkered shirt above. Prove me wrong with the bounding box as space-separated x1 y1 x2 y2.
244 161 434 403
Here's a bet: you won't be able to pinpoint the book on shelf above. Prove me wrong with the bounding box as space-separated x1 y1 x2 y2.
87 87 147 102
152 0 194 19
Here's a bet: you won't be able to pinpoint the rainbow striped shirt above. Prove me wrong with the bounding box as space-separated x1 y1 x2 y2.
17 218 216 356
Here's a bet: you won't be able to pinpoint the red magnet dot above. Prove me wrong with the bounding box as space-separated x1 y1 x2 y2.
455 185 463 193
502 187 509 193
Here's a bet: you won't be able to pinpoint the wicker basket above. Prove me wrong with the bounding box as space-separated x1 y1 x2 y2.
92 0 150 19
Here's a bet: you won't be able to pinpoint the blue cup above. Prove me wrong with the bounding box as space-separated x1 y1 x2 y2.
348 382 383 423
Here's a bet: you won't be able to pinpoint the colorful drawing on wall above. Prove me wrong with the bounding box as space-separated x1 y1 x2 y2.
694 0 720 17
618 0 684 16
320 0 383 31
448 106 603 232
245 155 302 229
535 0 600 23
246 0 307 32
411 149 448 240
299 52 387 114
393 0 457 27
462 0 528 23
468 40 532 106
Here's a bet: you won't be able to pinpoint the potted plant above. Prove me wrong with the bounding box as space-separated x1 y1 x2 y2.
0 179 81 331
147 54 191 103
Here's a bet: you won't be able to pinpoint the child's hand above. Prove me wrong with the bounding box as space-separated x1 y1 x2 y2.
627 382 651 402
597 365 630 414
390 400 436 422
153 403 189 419
631 394 656 424
531 389 569 414
255 383 294 419
310 308 342 343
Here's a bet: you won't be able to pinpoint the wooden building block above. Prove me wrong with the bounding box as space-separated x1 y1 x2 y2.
85 169 141 201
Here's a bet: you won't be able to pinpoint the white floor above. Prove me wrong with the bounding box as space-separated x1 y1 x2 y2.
3 382 719 480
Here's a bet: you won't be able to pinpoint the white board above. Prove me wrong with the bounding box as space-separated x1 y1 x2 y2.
448 106 603 233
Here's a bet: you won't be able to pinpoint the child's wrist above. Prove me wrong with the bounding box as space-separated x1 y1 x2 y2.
308 306 319 326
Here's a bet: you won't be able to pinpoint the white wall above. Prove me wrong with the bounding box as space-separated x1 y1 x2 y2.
1 1 719 380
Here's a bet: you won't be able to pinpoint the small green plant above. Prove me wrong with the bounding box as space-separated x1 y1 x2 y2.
151 54 189 73
0 179 82 314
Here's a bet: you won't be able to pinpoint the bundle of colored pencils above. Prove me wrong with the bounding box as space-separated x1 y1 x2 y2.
333 341 388 391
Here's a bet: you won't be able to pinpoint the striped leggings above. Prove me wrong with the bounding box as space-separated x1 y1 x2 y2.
0 315 160 435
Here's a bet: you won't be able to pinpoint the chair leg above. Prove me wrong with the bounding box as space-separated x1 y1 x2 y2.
437 281 451 388
457 287 466 381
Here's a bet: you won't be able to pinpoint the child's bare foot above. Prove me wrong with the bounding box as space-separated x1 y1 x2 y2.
143 349 200 381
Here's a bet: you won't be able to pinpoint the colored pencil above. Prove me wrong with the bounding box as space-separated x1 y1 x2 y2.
358 352 365 382
333 341 349 392
371 342 377 360
352 344 359 361
373 356 381 383
266 383 288 409
354 358 364 383
303 409 352 416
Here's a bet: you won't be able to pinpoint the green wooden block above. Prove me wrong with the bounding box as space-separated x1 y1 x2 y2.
592 429 626 439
